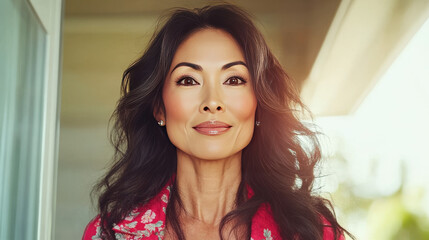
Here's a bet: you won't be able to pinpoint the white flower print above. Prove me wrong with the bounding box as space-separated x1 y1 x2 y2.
125 209 140 221
145 223 156 232
91 219 103 240
91 226 103 240
142 230 151 237
112 224 121 231
141 209 156 223
263 229 273 240
114 232 127 240
126 221 138 228
156 229 165 240
161 194 168 203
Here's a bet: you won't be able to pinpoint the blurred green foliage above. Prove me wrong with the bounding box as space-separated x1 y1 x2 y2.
326 151 429 240
332 181 429 239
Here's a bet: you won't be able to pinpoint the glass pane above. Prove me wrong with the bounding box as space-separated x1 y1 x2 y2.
0 0 47 239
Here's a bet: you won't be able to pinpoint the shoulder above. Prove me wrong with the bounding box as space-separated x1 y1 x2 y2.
322 217 345 240
82 183 171 239
251 202 282 239
251 204 345 240
82 215 102 240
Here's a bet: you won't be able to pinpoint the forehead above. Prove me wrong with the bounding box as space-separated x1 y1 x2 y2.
171 28 245 66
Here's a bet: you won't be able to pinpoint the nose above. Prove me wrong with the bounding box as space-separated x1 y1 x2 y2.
199 87 225 113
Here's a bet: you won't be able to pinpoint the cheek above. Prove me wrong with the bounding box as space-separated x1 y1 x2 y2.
162 87 192 150
163 88 196 123
226 90 257 121
226 90 257 150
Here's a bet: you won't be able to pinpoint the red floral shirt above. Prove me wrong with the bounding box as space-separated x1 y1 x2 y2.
83 180 342 240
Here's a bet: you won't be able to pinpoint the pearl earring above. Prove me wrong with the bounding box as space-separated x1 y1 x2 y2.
255 121 261 127
158 120 165 126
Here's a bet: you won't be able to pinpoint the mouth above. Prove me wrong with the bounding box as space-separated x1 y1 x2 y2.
192 120 232 136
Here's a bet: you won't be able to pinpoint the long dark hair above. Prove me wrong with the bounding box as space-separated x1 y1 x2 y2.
93 4 352 240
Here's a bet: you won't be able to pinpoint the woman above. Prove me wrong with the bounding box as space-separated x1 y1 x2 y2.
83 4 352 240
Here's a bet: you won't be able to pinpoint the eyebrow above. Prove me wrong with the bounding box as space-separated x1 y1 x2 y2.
170 61 247 74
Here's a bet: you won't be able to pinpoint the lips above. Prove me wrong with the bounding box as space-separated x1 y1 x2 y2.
193 120 232 136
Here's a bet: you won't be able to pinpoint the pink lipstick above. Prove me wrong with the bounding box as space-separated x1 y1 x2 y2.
193 120 232 136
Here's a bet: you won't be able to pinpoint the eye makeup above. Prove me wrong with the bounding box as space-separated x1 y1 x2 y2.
223 74 247 85
175 75 200 86
175 74 247 86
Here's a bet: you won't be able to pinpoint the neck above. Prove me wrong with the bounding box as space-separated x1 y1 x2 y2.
175 149 242 226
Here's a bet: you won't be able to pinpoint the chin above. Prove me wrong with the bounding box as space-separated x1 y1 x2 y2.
195 152 234 161
172 136 252 161
189 144 244 161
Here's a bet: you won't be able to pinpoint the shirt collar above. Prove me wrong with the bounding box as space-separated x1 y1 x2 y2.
112 179 281 239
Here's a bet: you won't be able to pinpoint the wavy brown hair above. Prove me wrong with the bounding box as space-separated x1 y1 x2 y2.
93 4 353 240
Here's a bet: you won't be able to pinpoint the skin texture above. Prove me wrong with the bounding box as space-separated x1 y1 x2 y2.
156 28 257 239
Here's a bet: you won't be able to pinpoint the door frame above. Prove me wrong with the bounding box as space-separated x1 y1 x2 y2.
28 0 63 239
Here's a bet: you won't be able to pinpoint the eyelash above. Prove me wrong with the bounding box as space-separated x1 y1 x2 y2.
176 76 199 86
175 75 247 86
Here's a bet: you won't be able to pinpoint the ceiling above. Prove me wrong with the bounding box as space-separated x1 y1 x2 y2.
63 0 429 118
64 0 341 88
65 0 339 17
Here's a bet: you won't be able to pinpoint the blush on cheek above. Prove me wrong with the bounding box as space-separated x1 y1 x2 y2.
162 91 188 150
163 90 194 123
164 99 183 121
228 94 257 120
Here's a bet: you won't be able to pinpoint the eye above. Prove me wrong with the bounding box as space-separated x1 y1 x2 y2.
224 76 246 85
176 76 200 86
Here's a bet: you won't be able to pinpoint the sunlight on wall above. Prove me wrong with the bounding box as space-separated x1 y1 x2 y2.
314 16 429 240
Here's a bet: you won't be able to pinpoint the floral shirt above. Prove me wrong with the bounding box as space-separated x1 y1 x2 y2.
82 180 342 240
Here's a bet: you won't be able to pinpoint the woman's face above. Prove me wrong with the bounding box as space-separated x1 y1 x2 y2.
160 28 257 160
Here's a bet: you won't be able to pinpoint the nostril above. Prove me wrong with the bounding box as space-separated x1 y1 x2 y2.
216 106 222 111
204 106 209 111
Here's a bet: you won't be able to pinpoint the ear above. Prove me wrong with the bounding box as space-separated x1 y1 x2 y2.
153 107 165 123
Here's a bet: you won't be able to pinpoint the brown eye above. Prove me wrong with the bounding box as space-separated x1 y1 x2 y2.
224 76 246 85
176 76 199 86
